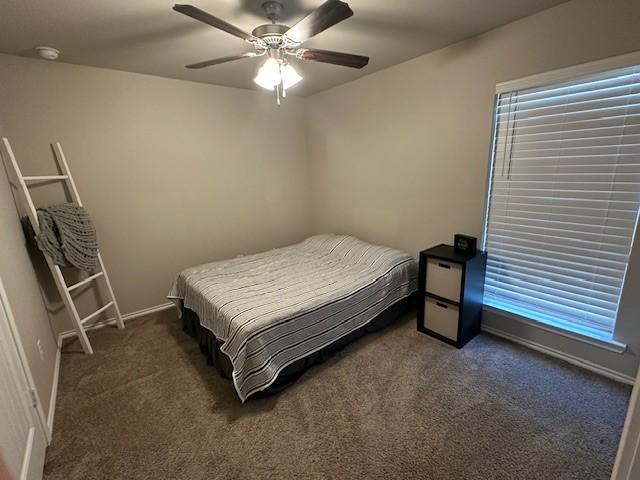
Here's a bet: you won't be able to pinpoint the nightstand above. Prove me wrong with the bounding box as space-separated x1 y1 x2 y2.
417 244 487 348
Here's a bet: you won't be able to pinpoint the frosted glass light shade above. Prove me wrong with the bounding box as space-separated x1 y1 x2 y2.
281 64 302 90
254 58 281 90
254 58 303 91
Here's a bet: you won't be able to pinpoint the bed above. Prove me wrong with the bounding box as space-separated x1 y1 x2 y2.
168 234 418 401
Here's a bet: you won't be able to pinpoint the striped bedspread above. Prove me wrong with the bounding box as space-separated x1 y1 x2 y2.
168 234 418 401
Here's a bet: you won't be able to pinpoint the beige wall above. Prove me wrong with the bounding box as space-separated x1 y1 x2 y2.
307 0 640 254
0 54 312 336
306 0 640 377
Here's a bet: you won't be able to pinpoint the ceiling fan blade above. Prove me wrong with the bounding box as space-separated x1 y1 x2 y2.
186 53 257 69
297 48 369 69
283 0 353 45
173 4 262 45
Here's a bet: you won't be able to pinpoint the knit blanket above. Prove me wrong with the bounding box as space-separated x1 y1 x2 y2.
35 203 98 272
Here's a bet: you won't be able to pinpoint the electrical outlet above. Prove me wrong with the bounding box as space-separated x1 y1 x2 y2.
36 339 45 361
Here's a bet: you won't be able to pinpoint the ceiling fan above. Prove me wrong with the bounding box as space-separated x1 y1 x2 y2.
173 0 369 105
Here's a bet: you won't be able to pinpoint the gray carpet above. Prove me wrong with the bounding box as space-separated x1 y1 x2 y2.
44 309 630 480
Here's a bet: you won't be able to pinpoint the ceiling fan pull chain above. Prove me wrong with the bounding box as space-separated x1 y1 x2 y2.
279 63 287 98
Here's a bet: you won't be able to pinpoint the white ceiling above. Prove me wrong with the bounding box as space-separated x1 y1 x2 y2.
0 0 569 96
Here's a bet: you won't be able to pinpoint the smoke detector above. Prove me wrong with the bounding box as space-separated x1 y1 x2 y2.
35 46 60 61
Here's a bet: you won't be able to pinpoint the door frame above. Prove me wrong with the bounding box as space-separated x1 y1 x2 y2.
612 366 640 479
0 272 50 444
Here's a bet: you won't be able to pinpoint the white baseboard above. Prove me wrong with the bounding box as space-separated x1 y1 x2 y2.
57 302 174 341
48 302 175 437
47 341 62 441
482 324 636 386
20 427 35 480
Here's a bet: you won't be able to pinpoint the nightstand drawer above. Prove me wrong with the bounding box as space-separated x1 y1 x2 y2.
425 258 462 301
424 298 459 341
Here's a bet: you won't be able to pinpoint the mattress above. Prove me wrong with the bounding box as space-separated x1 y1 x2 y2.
168 234 418 401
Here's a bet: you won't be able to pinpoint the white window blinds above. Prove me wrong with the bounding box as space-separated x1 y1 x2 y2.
483 64 640 339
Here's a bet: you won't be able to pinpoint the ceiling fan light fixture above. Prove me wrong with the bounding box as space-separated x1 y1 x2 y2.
253 58 303 91
254 57 281 90
174 1 369 104
281 63 302 90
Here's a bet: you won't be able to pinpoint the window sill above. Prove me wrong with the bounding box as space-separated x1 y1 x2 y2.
482 305 627 354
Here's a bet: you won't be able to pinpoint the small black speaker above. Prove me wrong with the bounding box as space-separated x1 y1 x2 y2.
454 234 477 255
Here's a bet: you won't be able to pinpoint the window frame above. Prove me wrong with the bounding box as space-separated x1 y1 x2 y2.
480 50 640 350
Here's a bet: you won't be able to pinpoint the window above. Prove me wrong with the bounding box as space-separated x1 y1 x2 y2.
483 60 640 341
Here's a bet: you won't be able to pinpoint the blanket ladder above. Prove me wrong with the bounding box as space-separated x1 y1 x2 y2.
1 137 124 354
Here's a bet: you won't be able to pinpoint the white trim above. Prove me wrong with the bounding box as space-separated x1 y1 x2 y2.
612 365 640 479
47 340 62 436
481 324 635 386
483 305 627 354
19 427 34 480
496 50 640 94
57 302 174 341
0 269 51 444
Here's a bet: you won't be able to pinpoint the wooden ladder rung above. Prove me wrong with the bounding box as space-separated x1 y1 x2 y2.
67 272 104 292
22 175 69 181
80 301 114 325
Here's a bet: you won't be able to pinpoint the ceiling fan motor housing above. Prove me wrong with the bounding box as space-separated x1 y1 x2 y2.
252 23 289 48
172 0 370 101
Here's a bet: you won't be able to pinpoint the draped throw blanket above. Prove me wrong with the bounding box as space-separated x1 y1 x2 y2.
35 203 98 272
168 234 418 401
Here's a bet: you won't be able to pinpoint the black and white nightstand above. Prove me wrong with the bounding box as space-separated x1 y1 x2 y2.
417 244 487 348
